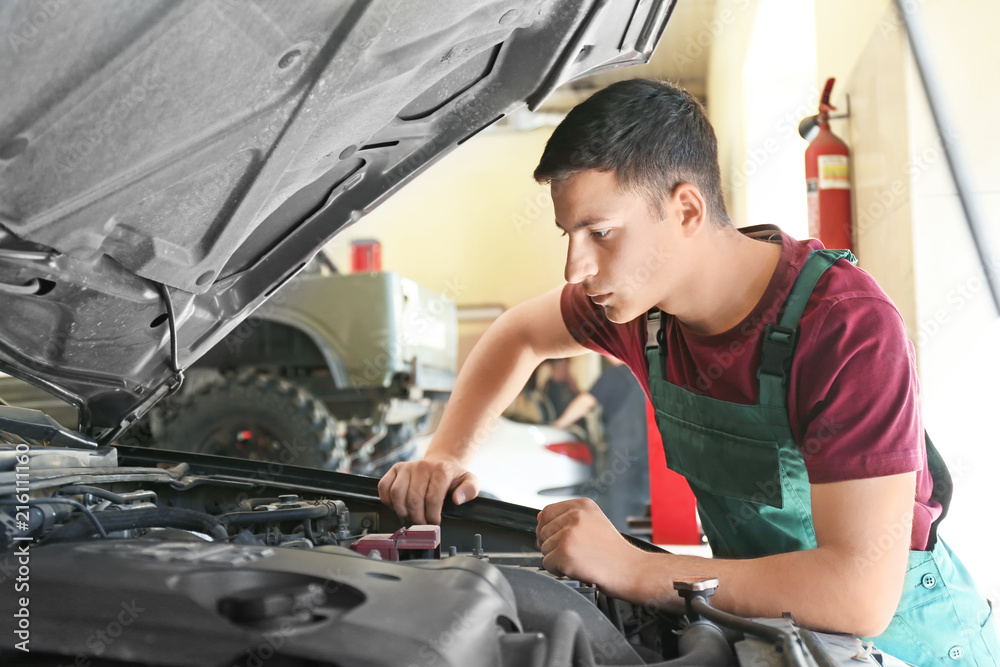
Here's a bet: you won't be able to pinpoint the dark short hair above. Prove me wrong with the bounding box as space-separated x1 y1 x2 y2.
533 79 730 225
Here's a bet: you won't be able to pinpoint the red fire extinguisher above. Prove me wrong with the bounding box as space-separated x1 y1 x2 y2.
805 78 853 251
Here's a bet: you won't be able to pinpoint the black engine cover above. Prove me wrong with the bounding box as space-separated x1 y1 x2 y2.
1 538 526 666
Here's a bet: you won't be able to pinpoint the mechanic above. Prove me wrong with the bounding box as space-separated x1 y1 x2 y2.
378 79 999 665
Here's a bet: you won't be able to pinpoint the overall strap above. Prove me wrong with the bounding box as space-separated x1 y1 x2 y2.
757 248 857 408
924 432 953 549
645 308 667 380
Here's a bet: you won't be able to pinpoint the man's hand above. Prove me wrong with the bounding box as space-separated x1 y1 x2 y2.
377 457 480 525
536 498 646 598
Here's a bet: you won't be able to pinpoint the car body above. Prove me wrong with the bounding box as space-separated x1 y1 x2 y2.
411 417 595 509
0 1 893 665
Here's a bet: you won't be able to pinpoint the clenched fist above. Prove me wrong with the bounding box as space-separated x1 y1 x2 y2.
378 457 480 525
536 498 648 599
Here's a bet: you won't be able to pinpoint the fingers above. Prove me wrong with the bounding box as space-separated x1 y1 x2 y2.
384 463 415 522
423 465 452 525
537 508 577 553
377 460 474 526
405 466 433 525
451 472 479 506
541 550 566 578
377 465 398 507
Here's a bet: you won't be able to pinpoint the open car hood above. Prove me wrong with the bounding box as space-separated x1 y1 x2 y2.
0 0 674 443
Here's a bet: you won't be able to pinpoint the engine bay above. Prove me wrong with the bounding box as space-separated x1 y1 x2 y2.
0 440 881 666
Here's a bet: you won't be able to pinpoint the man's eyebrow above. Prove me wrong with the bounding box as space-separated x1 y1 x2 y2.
554 217 611 233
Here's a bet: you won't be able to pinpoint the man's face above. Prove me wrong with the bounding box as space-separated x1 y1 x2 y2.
552 169 684 324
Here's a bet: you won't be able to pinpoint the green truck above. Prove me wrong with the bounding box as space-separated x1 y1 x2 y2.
0 259 458 475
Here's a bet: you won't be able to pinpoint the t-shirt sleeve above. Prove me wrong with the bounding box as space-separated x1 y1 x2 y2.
559 283 650 387
792 295 923 484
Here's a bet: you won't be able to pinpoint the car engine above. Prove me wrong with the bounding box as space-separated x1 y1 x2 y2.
0 437 880 667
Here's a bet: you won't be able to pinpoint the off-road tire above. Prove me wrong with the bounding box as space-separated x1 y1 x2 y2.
159 373 347 471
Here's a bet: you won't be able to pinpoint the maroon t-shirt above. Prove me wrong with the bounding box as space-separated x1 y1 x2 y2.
560 225 940 550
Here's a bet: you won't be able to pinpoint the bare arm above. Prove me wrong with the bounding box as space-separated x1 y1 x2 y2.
537 472 915 637
378 285 589 524
552 392 597 429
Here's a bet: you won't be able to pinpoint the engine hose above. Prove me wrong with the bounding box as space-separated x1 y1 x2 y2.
237 497 281 511
217 503 338 528
689 598 811 667
44 507 228 542
544 611 597 667
57 485 128 505
543 612 737 667
650 621 737 667
498 566 646 665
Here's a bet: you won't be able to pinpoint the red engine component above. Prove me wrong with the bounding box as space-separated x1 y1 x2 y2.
349 525 441 561
805 78 853 252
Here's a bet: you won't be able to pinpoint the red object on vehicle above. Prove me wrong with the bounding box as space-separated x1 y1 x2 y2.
349 526 441 561
805 78 853 252
646 400 701 545
544 440 594 466
351 239 382 272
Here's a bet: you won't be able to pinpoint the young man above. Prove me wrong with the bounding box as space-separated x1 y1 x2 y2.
378 79 998 665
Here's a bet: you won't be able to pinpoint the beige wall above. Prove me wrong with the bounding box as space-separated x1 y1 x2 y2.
902 0 1000 597
833 3 918 331
813 0 892 93
815 0 1000 596
706 0 759 225
326 128 565 308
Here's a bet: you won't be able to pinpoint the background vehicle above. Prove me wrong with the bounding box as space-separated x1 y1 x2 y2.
0 259 457 476
411 417 595 509
135 257 457 476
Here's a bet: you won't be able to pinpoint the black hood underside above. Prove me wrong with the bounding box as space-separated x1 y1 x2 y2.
0 0 672 442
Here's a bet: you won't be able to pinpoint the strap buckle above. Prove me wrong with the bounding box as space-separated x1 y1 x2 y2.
757 324 799 383
645 309 667 355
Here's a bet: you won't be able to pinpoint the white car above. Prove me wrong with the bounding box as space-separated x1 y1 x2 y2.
412 417 595 510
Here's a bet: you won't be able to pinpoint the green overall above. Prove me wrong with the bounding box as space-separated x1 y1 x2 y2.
645 248 999 665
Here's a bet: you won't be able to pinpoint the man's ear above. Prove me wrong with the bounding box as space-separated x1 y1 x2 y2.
670 183 707 236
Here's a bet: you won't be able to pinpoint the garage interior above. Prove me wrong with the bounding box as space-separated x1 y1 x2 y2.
1 0 998 662
326 0 1000 599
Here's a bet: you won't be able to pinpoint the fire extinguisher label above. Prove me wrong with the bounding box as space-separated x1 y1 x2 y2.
818 154 850 190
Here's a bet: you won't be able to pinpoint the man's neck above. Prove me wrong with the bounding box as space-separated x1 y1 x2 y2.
673 227 782 336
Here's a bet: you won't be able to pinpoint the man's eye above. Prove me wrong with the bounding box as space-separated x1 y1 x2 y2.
592 229 611 239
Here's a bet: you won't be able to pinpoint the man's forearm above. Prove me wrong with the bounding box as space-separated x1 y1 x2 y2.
622 547 897 637
553 392 597 429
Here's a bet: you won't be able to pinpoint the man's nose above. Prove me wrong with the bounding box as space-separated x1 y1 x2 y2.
564 238 596 284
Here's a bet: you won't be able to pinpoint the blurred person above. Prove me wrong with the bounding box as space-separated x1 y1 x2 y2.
553 356 648 533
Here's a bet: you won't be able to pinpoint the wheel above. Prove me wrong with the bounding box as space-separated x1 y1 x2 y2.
159 373 347 471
